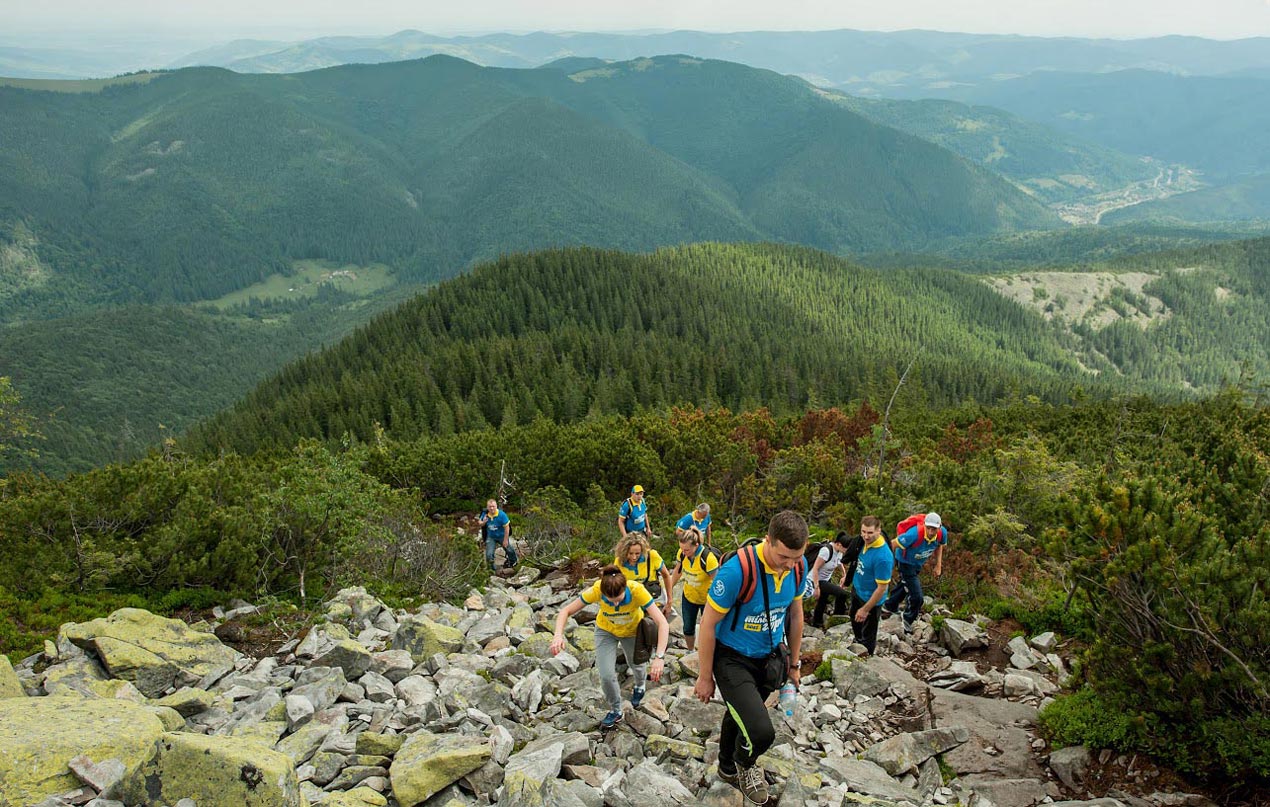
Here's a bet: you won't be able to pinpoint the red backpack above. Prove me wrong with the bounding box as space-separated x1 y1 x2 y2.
895 514 934 561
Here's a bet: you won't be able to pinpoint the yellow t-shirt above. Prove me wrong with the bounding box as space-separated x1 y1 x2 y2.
615 549 665 587
676 546 720 605
579 580 654 638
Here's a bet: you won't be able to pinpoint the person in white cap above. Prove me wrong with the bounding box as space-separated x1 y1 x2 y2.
882 512 948 632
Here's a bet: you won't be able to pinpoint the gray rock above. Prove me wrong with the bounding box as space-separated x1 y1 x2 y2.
285 694 315 730
291 667 347 713
311 640 372 680
818 756 918 801
931 688 1044 782
501 743 565 805
68 755 127 796
395 675 437 709
962 776 1051 807
862 727 971 776
359 670 396 703
511 669 546 714
616 759 698 806
930 660 988 692
1048 745 1091 791
831 656 890 700
369 650 414 683
941 619 988 657
1030 632 1057 653
1010 652 1038 671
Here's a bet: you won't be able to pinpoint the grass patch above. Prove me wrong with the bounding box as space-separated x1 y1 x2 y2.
209 260 396 310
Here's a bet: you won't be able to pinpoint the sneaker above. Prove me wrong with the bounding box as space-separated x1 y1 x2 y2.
600 709 623 730
631 686 645 708
902 618 914 634
737 763 770 805
880 607 895 619
717 761 739 787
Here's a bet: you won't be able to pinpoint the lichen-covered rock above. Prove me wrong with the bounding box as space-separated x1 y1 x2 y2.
120 731 302 807
357 732 405 757
152 687 214 717
390 731 491 807
393 615 464 661
862 727 970 776
0 655 24 699
0 696 164 804
60 608 240 697
325 785 389 806
146 705 187 731
312 639 372 679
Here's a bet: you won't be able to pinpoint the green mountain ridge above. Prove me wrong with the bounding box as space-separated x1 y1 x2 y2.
184 241 1270 459
0 54 1057 322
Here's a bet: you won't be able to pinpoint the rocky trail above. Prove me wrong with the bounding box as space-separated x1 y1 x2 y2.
0 564 1223 807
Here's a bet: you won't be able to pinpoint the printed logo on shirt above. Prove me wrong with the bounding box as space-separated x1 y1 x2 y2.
742 609 786 633
712 578 726 598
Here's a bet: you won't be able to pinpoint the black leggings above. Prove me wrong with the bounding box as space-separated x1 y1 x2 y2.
812 579 850 626
851 591 882 655
714 642 777 768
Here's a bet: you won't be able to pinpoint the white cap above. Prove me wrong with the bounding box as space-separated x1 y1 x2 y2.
924 512 942 529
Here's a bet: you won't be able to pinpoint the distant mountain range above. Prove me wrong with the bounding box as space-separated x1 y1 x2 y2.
165 29 1270 96
0 54 1059 320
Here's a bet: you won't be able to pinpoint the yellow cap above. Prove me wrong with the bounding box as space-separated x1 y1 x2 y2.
632 485 644 494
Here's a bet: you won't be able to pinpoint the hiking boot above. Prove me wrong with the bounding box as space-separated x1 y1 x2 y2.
600 709 623 730
901 618 914 634
631 686 645 708
737 763 769 805
717 761 739 788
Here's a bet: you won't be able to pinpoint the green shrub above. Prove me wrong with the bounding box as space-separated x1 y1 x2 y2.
1038 688 1143 751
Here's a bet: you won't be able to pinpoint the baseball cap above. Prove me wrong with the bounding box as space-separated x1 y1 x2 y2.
632 485 644 494
924 512 942 528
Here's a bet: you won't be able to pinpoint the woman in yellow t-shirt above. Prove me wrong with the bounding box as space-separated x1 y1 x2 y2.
666 526 719 651
551 565 669 729
614 533 674 615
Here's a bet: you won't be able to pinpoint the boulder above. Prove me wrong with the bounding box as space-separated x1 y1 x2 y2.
390 731 491 807
930 688 1044 781
929 661 988 692
862 727 971 776
60 608 240 696
617 759 697 806
501 742 564 805
369 650 414 683
393 615 465 661
324 786 389 807
0 696 164 804
1048 745 1092 791
818 756 917 801
962 776 1052 807
940 619 988 657
152 687 214 717
119 731 302 806
831 656 890 700
1030 632 1058 653
356 732 405 757
312 640 372 680
0 654 24 699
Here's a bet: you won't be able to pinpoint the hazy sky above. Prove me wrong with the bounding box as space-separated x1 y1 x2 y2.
7 0 1270 41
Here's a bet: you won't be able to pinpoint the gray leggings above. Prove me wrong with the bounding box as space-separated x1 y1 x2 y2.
594 627 647 712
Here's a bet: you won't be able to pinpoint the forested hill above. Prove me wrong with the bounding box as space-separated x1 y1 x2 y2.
181 240 1270 457
0 55 1057 320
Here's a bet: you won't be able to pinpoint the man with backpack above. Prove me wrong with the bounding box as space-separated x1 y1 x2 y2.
618 485 652 540
478 498 518 573
851 515 893 655
694 511 810 806
675 503 713 545
883 512 948 633
808 531 862 629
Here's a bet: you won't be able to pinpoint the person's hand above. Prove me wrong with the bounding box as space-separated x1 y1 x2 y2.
788 661 801 687
694 674 715 703
549 634 565 655
663 601 675 618
854 606 870 623
649 658 665 682
813 583 821 599
934 564 943 578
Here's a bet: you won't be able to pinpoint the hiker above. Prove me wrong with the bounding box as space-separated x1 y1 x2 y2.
615 533 674 616
694 511 809 806
883 512 948 632
675 502 713 545
809 531 862 629
851 515 893 655
550 565 669 729
477 499 518 573
666 526 719 651
617 484 652 540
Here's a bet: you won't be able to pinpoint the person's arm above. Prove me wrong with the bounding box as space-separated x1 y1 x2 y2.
667 557 684 599
646 604 670 682
550 598 586 654
694 605 725 703
810 556 826 598
854 584 887 622
933 543 944 577
659 563 674 614
617 510 628 540
787 595 805 686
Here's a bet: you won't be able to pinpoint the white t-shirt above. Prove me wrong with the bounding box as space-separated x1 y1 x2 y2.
815 546 844 582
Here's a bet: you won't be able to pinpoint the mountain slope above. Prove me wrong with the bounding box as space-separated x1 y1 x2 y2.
0 54 1057 321
185 240 1267 458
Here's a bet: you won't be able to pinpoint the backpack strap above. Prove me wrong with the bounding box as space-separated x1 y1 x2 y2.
730 545 759 631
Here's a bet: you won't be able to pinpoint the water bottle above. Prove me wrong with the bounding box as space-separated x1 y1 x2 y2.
779 682 797 717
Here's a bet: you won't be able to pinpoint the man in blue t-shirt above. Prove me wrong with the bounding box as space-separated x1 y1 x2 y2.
617 485 652 539
695 511 808 806
478 499 518 572
851 515 894 655
676 503 713 545
883 512 948 632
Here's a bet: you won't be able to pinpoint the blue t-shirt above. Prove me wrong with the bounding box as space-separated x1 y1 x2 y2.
481 510 510 541
854 537 895 602
677 511 711 537
619 498 648 533
707 544 806 658
894 524 947 568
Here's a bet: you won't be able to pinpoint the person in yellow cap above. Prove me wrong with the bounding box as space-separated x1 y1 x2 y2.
618 484 651 540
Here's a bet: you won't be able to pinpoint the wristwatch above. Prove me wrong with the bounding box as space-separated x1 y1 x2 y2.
651 651 665 660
